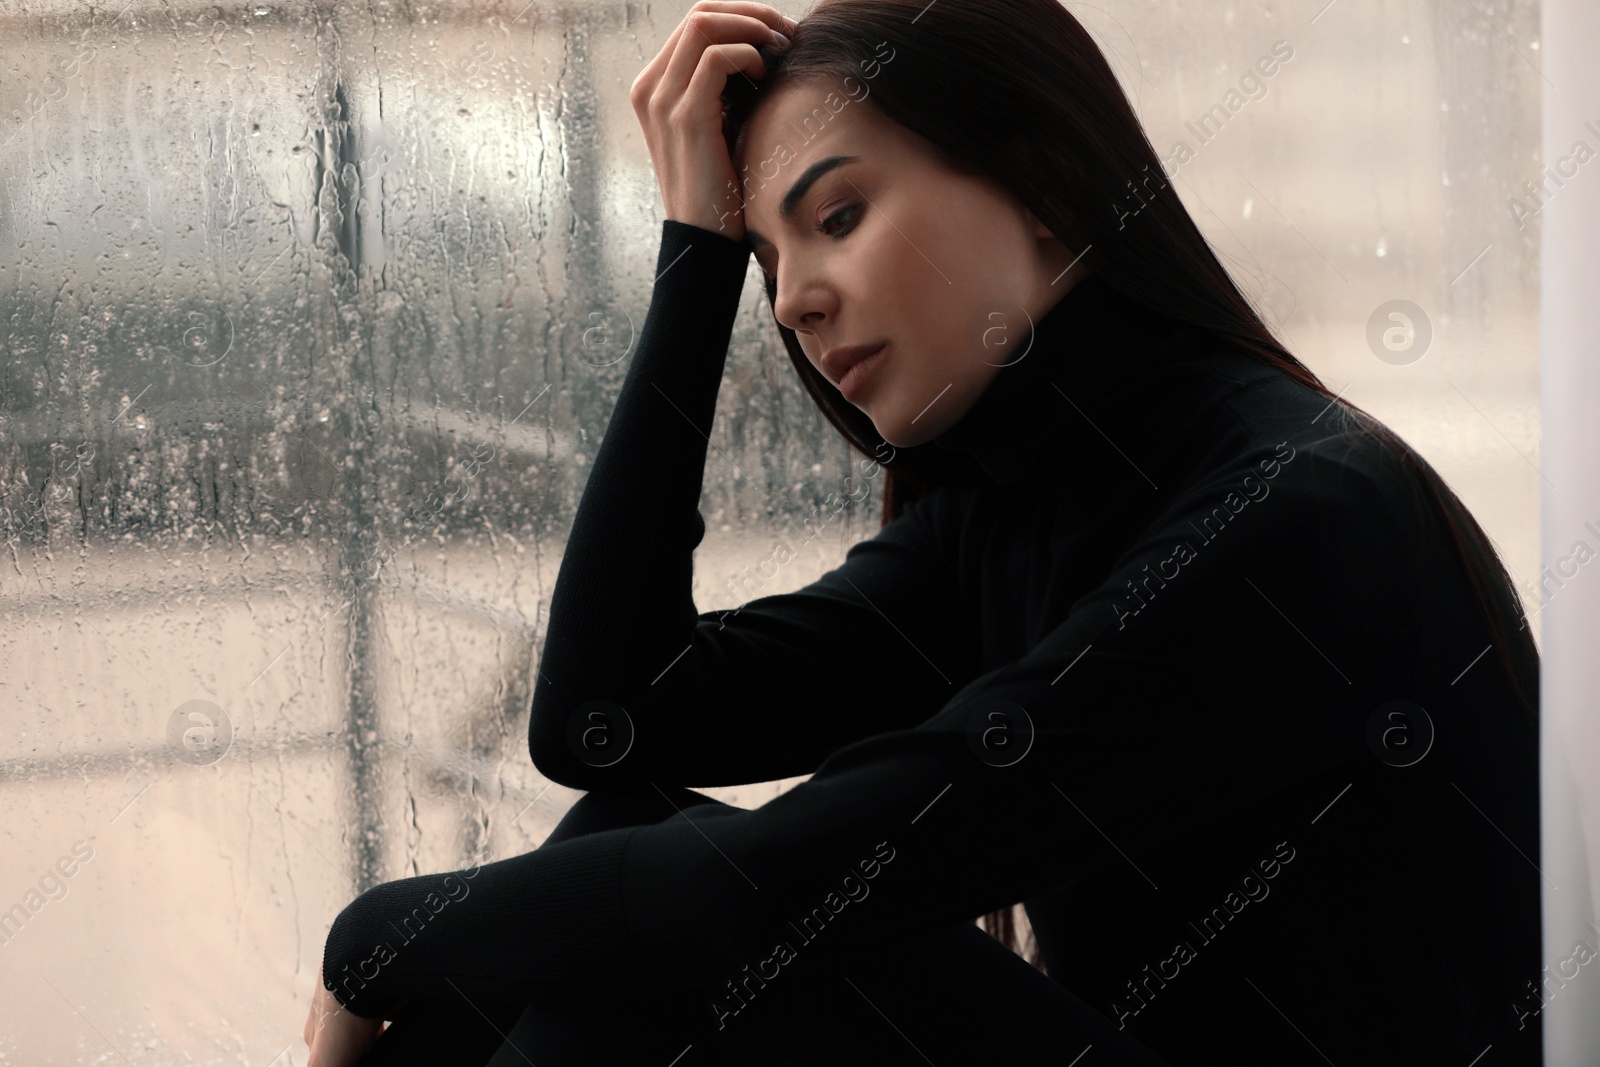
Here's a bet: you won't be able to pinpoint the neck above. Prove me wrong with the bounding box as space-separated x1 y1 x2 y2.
912 275 1197 487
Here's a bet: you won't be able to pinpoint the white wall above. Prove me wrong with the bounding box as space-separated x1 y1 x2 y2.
1541 0 1600 1061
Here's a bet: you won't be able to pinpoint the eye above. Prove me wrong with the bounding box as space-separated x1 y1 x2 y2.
760 203 861 292
816 202 861 239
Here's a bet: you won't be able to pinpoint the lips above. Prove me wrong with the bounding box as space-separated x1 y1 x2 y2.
821 342 888 386
835 343 890 402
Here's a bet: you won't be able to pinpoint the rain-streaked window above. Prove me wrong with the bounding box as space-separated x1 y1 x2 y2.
0 1 1539 1061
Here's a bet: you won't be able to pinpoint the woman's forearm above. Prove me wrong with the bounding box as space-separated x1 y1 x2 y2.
526 220 751 787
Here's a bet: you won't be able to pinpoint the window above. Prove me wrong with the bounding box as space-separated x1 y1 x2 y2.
0 1 1539 1060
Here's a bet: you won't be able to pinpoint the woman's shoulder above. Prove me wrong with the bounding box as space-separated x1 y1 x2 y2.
1172 343 1425 521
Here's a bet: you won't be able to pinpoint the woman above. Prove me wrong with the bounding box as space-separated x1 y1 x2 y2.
305 1 1541 1063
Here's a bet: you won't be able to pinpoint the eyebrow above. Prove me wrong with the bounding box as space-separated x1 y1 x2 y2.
743 154 861 254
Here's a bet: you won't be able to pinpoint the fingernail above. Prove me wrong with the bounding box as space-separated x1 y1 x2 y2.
770 30 791 49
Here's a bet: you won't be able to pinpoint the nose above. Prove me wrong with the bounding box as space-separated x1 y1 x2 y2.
771 263 836 336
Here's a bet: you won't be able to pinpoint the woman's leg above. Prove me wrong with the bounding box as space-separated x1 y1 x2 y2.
539 782 726 847
477 785 1173 1067
361 784 1175 1066
476 914 1177 1067
351 994 528 1067
352 784 733 1067
479 785 748 1067
706 919 1177 1067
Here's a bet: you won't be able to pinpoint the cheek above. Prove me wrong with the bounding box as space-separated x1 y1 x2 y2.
855 228 938 346
799 338 824 374
936 237 1041 373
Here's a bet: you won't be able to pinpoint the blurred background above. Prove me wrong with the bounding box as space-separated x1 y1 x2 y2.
0 0 1542 1062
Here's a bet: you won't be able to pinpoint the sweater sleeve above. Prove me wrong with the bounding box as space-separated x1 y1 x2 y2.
525 219 972 790
318 219 968 1019
323 443 1419 1021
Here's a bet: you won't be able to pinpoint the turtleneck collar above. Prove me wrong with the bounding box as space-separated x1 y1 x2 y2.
920 273 1201 487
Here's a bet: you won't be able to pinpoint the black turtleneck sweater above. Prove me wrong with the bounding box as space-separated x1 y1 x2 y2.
322 220 1541 1065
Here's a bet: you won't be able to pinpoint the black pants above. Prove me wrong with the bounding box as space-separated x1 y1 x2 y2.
354 785 1176 1067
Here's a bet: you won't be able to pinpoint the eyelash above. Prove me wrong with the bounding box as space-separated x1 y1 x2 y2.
763 203 861 288
816 201 861 239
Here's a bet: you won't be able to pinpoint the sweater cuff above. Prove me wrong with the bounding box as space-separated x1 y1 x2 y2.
659 217 752 266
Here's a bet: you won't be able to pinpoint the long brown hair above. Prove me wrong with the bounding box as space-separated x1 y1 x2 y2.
722 0 1538 973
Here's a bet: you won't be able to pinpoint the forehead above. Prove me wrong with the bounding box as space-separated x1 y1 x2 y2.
736 80 893 201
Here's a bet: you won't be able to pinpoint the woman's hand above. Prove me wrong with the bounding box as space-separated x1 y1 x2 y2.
304 964 385 1067
629 0 797 240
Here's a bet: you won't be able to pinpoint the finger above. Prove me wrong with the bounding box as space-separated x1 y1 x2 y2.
662 11 785 98
306 963 324 1049
632 6 792 126
636 5 749 99
305 1009 326 1053
659 2 797 66
685 41 767 111
306 984 340 1049
306 1017 349 1067
323 1011 384 1067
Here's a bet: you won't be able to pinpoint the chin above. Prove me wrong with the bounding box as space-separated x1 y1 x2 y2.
871 416 931 451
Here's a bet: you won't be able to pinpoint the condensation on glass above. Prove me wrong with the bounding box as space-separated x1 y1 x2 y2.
0 0 1539 1061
